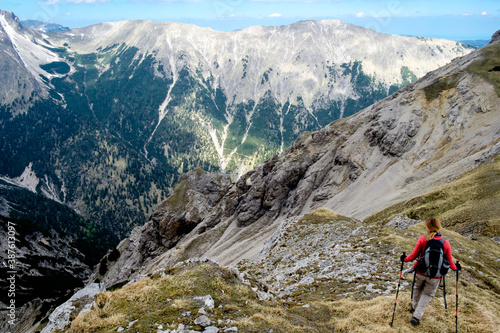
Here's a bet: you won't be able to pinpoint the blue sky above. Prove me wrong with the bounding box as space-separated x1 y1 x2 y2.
2 0 499 40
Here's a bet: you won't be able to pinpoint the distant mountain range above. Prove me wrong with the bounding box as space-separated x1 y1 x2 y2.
0 9 475 240
460 39 490 48
20 19 69 33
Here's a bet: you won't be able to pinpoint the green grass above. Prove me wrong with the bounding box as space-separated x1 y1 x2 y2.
423 73 461 100
365 155 500 237
66 247 500 333
424 41 500 101
467 42 500 97
40 61 71 75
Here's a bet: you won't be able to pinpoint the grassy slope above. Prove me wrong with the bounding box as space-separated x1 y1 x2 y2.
63 250 499 333
366 155 500 237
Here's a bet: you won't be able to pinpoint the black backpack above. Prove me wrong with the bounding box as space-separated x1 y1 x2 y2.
417 238 450 278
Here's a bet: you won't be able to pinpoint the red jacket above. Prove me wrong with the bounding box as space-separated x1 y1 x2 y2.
405 235 457 276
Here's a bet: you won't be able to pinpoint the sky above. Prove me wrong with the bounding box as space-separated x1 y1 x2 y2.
1 0 499 40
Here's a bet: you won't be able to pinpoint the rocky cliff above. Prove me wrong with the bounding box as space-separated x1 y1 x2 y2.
0 215 91 332
95 32 500 289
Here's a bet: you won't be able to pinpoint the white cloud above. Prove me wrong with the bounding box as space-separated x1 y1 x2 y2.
37 0 59 5
251 0 341 2
481 11 488 16
356 12 365 18
66 0 110 4
461 12 472 16
269 13 282 18
129 0 205 3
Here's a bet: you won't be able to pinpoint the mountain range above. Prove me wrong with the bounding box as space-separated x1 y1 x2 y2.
0 9 474 239
1 9 498 332
20 20 69 33
43 29 500 333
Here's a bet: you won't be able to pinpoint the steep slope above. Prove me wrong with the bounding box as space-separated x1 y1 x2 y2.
96 32 500 289
0 10 48 109
0 9 474 238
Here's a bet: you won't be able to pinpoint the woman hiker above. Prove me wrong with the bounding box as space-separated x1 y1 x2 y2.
400 217 461 326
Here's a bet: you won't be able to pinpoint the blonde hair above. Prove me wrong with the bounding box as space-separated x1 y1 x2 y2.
425 217 442 241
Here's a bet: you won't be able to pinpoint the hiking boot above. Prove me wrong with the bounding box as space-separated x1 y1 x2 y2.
410 317 420 326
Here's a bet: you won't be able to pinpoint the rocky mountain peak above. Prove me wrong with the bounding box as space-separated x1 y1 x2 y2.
0 10 22 32
490 29 500 44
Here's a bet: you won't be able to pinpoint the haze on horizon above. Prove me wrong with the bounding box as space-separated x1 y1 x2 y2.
2 0 499 41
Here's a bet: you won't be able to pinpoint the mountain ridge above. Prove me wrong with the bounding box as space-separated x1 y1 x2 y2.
20 20 69 33
89 35 499 293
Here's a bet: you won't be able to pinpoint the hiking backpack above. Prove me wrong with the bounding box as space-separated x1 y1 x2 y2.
417 238 450 278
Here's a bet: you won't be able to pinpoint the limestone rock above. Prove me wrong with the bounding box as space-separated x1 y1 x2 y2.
386 215 421 229
194 295 215 309
490 29 500 44
194 315 213 327
40 284 101 333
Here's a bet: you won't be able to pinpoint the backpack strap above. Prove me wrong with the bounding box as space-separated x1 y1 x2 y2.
419 237 446 258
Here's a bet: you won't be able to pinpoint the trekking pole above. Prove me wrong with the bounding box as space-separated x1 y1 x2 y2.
411 270 416 300
443 275 447 309
390 252 405 327
456 261 460 333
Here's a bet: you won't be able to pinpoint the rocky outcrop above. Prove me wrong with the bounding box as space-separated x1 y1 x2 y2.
249 209 398 299
0 10 43 109
0 216 92 333
489 29 500 44
92 169 232 288
40 283 100 333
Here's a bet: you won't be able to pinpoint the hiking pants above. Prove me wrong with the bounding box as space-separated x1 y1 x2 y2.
412 273 441 320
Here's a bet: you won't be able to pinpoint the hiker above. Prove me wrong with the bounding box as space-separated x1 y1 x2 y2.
400 217 461 326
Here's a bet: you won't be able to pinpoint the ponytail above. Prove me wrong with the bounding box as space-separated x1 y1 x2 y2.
425 217 442 241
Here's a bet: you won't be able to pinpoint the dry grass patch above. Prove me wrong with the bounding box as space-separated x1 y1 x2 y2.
299 208 345 224
66 257 500 333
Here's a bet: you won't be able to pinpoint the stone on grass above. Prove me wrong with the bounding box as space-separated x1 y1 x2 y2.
194 315 213 327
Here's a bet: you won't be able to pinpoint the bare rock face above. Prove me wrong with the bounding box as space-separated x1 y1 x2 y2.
149 169 232 250
0 10 43 109
490 29 500 44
